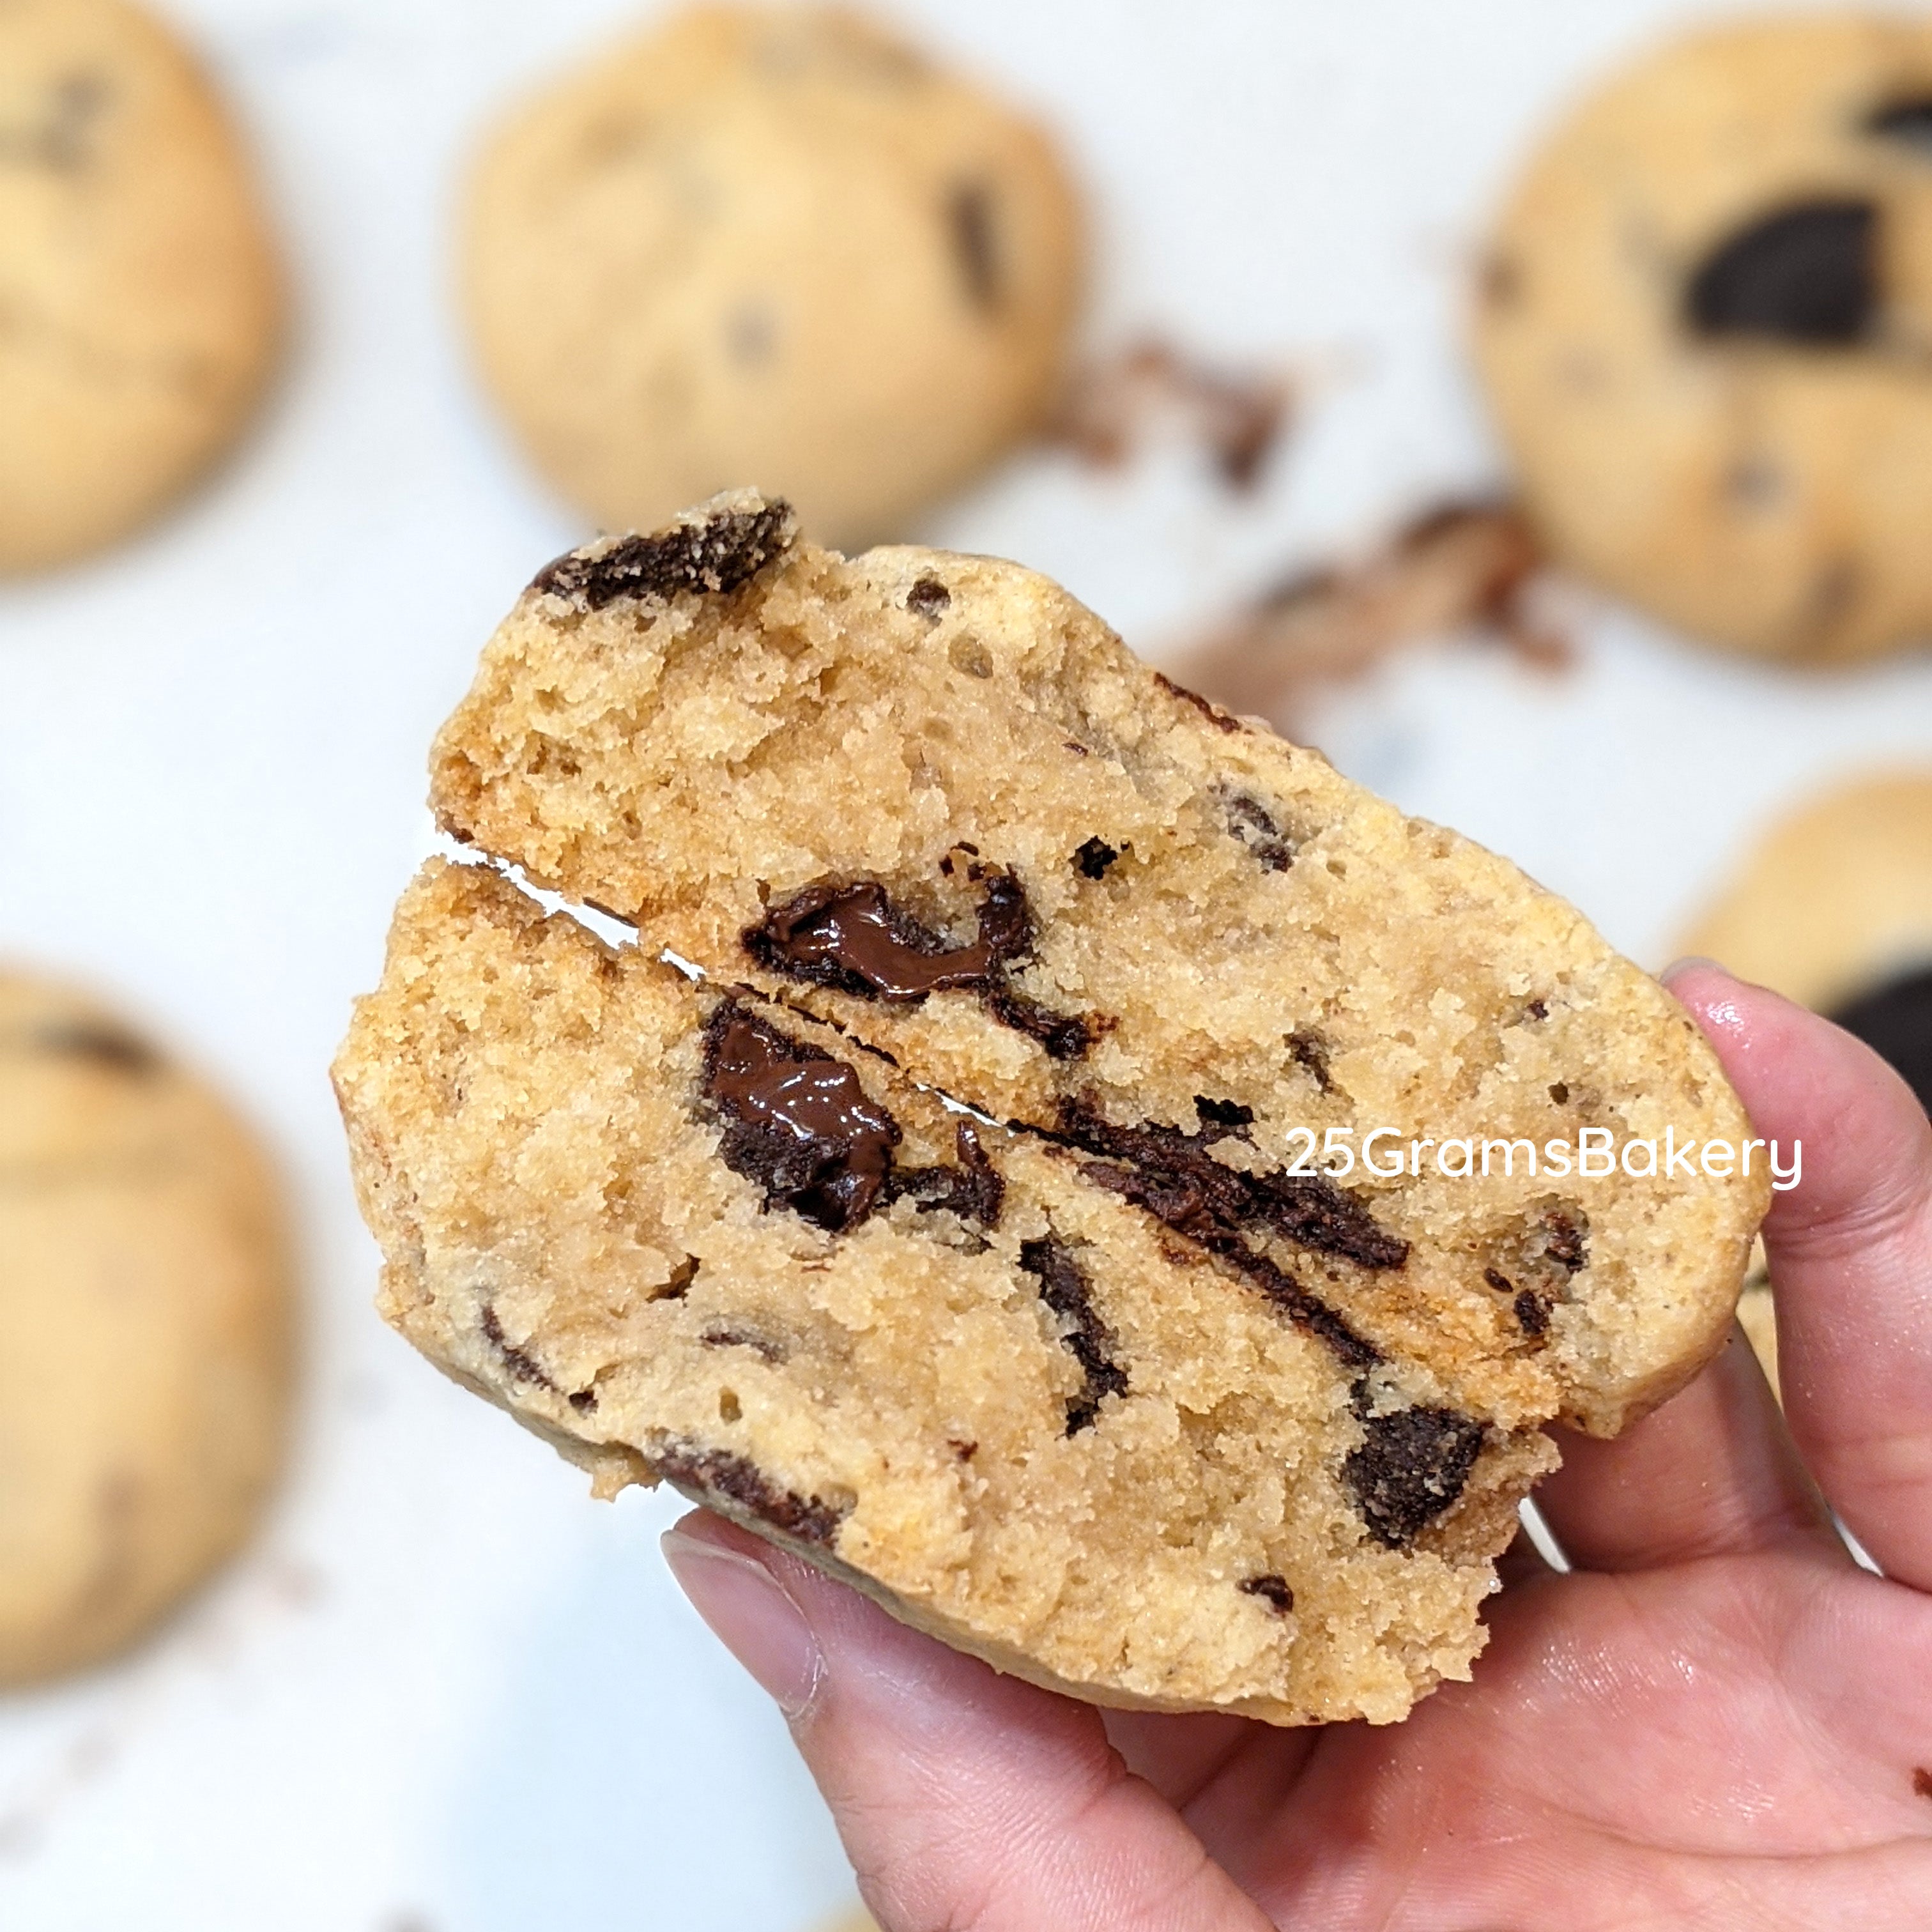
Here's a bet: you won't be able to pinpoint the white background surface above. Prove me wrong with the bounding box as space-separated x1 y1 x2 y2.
3 1 1931 1926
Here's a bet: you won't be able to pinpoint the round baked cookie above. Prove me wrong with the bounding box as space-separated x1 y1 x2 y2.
0 969 295 1685
1474 15 1932 663
0 0 284 574
1678 771 1932 1112
461 5 1084 548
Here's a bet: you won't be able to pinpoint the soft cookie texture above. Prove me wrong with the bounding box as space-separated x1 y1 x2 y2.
340 492 1766 1726
1474 15 1932 663
461 5 1083 549
0 970 295 1685
0 0 284 572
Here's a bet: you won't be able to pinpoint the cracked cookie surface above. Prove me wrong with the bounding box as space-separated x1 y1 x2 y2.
0 969 294 1683
341 490 1766 1724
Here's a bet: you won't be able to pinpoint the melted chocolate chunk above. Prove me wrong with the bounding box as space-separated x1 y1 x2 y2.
1829 964 1932 1115
532 500 793 608
27 1022 160 1074
1685 200 1878 346
653 1441 847 1545
480 1307 559 1393
701 1002 901 1231
947 181 1000 309
1344 1404 1485 1547
884 1119 1006 1227
1154 671 1242 733
1223 793 1296 871
1239 1574 1294 1613
907 575 952 618
745 875 1095 1059
1867 98 1932 153
1074 837 1119 880
1018 1238 1128 1434
1193 1096 1254 1131
1057 1101 1408 1271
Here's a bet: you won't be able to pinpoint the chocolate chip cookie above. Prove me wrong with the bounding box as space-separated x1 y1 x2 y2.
0 969 295 1684
339 492 1765 1726
1474 15 1932 663
0 0 284 573
460 5 1082 551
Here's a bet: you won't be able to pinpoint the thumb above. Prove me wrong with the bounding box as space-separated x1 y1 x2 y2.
663 1510 1271 1932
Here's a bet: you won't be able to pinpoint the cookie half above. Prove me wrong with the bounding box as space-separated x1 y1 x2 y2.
342 492 1766 1725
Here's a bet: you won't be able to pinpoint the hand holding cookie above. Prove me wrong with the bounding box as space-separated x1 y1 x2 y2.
668 964 1932 1929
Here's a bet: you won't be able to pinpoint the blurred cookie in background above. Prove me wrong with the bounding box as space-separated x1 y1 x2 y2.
0 0 285 574
1474 15 1932 664
461 4 1084 549
1677 770 1932 1114
0 969 294 1687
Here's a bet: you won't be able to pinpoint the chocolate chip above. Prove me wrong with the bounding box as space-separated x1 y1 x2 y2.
1074 837 1119 880
700 1001 901 1232
907 575 952 618
1238 1574 1294 1613
1155 671 1243 733
532 500 795 608
1512 1289 1550 1339
1482 1268 1513 1294
947 181 1000 309
1829 963 1932 1116
1523 998 1549 1022
1343 1404 1485 1547
1685 200 1878 346
480 1306 559 1393
26 1022 159 1074
884 1119 1006 1228
1193 1096 1254 1130
744 874 1096 1059
652 1440 847 1545
1539 1208 1588 1275
1867 98 1932 153
1018 1238 1128 1434
1223 793 1296 871
1548 1082 1569 1105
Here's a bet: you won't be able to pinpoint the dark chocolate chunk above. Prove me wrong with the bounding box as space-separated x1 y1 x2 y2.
480 1306 559 1393
532 499 793 608
1223 793 1296 871
1867 97 1932 153
1193 1096 1254 1131
1829 963 1932 1116
884 1119 1006 1228
27 1022 160 1074
1523 998 1549 1022
1512 1289 1550 1339
947 181 1000 309
1154 671 1243 733
1238 1574 1294 1613
700 1001 901 1232
907 575 953 618
1685 200 1878 346
1539 1208 1587 1276
1018 1238 1128 1435
1343 1404 1485 1547
1074 837 1120 880
1482 1267 1514 1294
745 874 1095 1059
1057 1101 1408 1271
653 1441 847 1545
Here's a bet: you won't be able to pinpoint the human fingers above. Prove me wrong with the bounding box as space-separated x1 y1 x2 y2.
663 1510 1274 1932
1667 962 1932 1591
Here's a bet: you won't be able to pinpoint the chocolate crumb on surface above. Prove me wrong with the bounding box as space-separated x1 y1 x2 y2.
1018 1237 1128 1435
700 1322 789 1363
1154 671 1243 733
653 1440 847 1545
1684 199 1877 346
567 1388 598 1412
1073 836 1119 879
700 1000 901 1232
532 499 795 608
1223 792 1296 871
1344 1404 1486 1547
907 574 952 618
1512 1289 1551 1339
1239 1574 1295 1613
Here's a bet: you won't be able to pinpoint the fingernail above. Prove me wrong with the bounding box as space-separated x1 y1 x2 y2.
663 1528 822 1718
1661 955 1724 987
